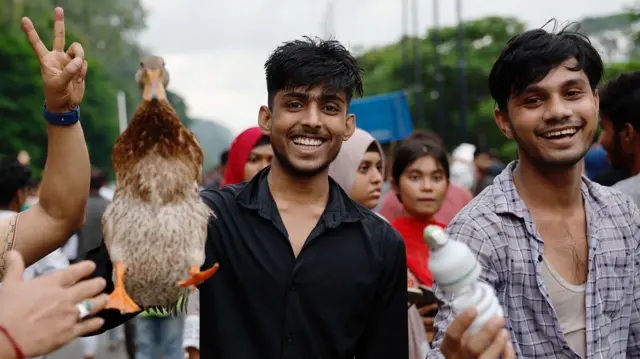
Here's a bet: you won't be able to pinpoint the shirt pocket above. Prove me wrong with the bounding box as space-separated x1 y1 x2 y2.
595 254 632 319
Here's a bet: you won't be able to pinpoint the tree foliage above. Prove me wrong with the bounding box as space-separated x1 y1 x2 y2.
357 13 640 161
0 0 206 177
357 17 526 153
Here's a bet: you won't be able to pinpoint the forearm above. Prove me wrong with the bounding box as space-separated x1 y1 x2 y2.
13 122 90 267
38 121 90 226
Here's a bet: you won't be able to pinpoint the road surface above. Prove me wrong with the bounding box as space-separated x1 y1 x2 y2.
49 330 128 359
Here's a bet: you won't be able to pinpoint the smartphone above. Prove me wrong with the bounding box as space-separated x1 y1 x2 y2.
419 285 444 308
407 287 425 305
407 286 444 308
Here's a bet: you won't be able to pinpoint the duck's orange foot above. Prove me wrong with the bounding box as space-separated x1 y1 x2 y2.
178 263 219 290
105 261 141 314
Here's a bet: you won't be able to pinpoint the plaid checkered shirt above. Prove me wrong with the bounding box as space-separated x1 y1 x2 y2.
427 161 640 358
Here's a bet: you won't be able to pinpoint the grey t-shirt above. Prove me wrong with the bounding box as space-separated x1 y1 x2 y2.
613 173 640 209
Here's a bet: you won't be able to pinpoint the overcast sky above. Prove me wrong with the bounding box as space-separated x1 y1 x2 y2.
137 0 631 134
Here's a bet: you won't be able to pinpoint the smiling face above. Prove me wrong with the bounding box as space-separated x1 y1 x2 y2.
494 58 599 169
259 86 356 178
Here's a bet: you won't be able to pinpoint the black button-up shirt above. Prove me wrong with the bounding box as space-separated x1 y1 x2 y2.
88 168 408 359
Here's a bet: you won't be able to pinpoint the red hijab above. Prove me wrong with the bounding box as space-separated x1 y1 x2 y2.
222 127 266 186
391 217 446 287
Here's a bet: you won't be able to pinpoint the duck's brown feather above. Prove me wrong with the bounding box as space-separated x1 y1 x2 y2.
103 99 211 310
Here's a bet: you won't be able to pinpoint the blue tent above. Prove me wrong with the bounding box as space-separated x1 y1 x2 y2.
349 91 413 144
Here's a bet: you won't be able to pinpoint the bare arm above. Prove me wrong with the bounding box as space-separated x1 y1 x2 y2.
0 123 89 270
0 8 90 274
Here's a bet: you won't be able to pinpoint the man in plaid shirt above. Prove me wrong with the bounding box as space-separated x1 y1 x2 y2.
427 24 640 358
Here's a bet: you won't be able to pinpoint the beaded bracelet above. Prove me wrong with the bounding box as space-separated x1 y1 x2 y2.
0 324 24 359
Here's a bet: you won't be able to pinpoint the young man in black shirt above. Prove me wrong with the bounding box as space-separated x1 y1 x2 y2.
88 37 409 359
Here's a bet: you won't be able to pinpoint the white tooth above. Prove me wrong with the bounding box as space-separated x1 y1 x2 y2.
545 128 577 138
293 137 322 146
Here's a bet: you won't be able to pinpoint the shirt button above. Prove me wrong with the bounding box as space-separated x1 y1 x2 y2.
286 333 294 344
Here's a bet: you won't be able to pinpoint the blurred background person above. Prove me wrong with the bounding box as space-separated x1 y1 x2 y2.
329 128 384 212
221 127 273 186
378 131 472 223
389 139 451 348
598 71 640 207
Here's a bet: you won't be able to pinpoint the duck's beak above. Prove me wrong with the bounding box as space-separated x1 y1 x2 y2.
142 68 166 102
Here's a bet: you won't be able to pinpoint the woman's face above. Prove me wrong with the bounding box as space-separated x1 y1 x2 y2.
396 155 448 220
243 144 273 181
350 150 383 209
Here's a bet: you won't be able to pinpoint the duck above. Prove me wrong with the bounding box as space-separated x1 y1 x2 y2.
102 56 218 314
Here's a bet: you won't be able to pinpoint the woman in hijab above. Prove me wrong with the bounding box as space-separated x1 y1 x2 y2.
221 127 273 186
328 128 384 210
183 127 273 359
328 128 429 359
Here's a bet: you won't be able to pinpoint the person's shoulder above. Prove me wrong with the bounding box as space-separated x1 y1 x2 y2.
355 201 390 226
447 184 502 232
612 174 639 192
584 178 640 239
199 182 248 211
585 177 638 213
355 203 404 246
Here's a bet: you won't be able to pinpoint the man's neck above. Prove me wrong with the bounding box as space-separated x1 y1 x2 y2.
513 157 584 211
267 161 330 207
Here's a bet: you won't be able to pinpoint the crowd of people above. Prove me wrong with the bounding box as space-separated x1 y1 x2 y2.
1 6 640 359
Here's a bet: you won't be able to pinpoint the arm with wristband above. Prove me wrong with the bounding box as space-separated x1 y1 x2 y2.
0 7 108 359
0 6 90 278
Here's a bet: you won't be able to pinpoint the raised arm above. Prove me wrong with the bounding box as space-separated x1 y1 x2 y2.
0 7 90 274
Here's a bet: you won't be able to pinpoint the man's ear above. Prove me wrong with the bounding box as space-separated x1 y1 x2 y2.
343 113 356 141
494 107 513 139
620 122 637 148
258 105 272 137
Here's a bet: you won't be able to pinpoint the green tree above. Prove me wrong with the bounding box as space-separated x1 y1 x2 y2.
0 0 205 178
357 16 525 151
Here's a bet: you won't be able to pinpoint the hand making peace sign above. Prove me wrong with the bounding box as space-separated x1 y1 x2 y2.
21 7 88 114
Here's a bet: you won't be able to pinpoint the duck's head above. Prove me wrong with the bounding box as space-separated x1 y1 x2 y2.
135 56 170 102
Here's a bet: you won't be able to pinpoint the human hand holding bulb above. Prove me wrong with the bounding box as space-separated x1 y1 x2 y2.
423 225 515 359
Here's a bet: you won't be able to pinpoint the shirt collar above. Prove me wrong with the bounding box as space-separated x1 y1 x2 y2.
491 161 611 220
236 167 364 228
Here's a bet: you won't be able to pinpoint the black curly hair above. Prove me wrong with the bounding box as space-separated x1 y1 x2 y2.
265 36 364 109
0 156 31 206
488 21 603 112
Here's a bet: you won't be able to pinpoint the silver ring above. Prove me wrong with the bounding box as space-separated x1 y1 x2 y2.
76 300 92 319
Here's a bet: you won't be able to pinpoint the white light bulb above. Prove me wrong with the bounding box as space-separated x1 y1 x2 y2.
424 225 503 334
